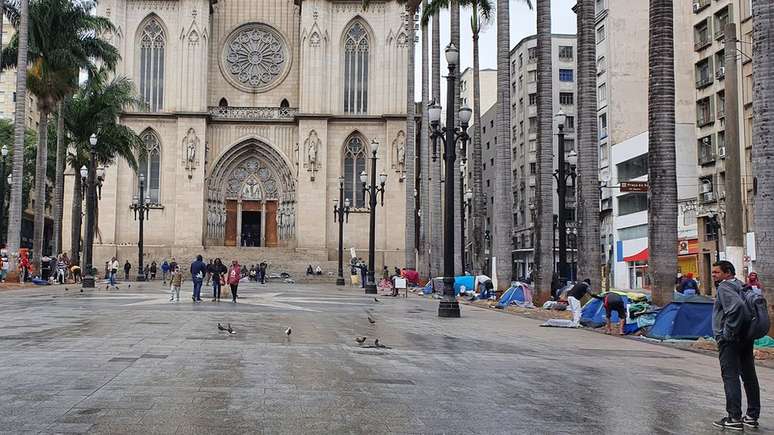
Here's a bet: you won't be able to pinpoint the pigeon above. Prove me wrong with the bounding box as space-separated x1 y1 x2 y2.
374 297 380 303
217 323 226 331
374 339 390 349
285 327 292 336
65 287 69 291
227 323 235 334
355 336 367 345
367 316 376 324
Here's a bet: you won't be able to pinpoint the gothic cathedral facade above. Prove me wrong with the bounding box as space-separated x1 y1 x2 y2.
62 0 410 266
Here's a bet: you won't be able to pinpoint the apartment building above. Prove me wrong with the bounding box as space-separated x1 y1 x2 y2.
460 67 498 122
509 34 578 281
692 0 756 288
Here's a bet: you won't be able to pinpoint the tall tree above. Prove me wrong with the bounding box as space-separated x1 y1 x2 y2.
2 0 118 274
420 0 431 278
647 0 677 306
450 0 462 275
52 100 65 254
533 0 553 301
4 0 29 273
469 0 488 275
752 0 774 296
576 0 600 289
431 10 442 277
405 6 417 269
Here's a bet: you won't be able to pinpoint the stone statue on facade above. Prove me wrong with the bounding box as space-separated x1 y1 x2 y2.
392 130 406 180
304 130 321 181
183 128 200 178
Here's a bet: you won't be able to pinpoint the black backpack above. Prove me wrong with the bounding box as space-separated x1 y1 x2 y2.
740 285 770 341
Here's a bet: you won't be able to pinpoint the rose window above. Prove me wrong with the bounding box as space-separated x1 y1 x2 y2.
222 24 290 93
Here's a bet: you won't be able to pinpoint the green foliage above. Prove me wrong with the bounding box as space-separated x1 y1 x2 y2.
0 118 40 219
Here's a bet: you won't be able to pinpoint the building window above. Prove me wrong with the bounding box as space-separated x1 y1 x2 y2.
695 57 713 88
343 136 368 208
700 177 715 203
599 113 608 139
694 19 711 50
715 50 726 80
564 139 575 152
138 130 162 203
529 93 537 106
597 83 607 104
528 70 537 83
344 22 369 114
529 163 536 175
597 56 606 75
139 17 166 112
528 117 537 133
558 45 574 61
518 54 523 68
529 140 536 152
559 92 574 105
698 135 715 165
527 47 537 63
617 154 648 182
697 96 714 126
565 115 575 130
559 69 574 82
715 7 730 40
618 193 648 216
596 25 606 44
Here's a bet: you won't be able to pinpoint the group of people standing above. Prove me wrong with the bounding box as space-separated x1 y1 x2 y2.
183 255 245 303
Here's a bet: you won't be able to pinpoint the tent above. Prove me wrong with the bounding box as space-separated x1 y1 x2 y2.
646 299 714 340
496 282 534 308
581 295 631 328
422 276 484 296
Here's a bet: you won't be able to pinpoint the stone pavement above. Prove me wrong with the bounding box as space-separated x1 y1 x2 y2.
0 281 772 434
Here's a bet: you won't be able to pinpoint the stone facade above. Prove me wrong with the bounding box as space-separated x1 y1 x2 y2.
61 0 409 269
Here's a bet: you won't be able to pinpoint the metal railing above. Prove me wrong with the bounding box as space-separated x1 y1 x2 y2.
208 106 297 121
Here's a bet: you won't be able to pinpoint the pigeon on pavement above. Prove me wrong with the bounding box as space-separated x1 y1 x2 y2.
367 316 376 324
227 323 235 334
374 339 390 349
374 297 380 303
217 323 226 331
285 327 292 336
355 336 367 345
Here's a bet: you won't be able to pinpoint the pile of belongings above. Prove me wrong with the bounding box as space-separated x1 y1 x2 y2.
422 275 494 299
580 290 650 334
495 282 534 309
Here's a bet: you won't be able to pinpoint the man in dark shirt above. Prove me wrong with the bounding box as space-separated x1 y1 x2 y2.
566 279 591 327
190 255 207 303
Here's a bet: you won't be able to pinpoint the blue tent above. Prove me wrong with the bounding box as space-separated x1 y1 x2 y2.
581 295 631 328
647 300 714 340
423 276 477 296
496 283 533 308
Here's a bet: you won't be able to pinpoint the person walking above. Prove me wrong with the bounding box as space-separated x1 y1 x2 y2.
107 257 120 290
143 264 150 281
712 260 760 431
149 261 157 281
169 265 183 302
190 255 207 303
565 279 592 327
679 272 700 296
161 260 170 285
123 260 132 281
204 259 213 285
747 272 764 295
227 260 241 303
169 257 178 273
210 258 227 302
258 260 268 284
56 255 67 284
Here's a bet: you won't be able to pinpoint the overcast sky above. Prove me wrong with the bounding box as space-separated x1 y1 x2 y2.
415 0 578 100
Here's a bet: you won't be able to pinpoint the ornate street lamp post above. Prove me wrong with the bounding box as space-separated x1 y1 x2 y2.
333 176 351 286
0 144 8 241
428 43 472 318
462 187 473 274
131 173 151 281
82 134 99 288
361 139 387 295
552 110 577 285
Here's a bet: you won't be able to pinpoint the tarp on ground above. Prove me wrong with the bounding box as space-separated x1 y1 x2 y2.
496 282 534 308
646 300 714 340
423 277 474 296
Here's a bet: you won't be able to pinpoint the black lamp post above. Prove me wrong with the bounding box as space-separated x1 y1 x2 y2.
333 176 351 286
0 144 8 241
82 134 99 288
361 140 387 294
131 173 151 281
567 227 577 282
552 110 577 285
428 43 472 318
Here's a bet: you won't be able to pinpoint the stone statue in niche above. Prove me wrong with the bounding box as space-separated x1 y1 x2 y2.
183 128 200 178
392 130 406 180
304 130 321 181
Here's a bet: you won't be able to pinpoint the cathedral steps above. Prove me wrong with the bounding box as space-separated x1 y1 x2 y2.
196 247 339 283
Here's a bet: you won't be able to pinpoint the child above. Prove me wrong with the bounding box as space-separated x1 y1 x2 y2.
170 266 183 302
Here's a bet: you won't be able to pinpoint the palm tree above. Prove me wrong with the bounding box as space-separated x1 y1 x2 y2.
2 0 118 274
419 0 431 278
492 0 511 290
450 0 463 275
405 6 417 270
647 0 677 306
431 10 442 278
576 0 600 289
751 0 773 293
51 100 65 254
4 0 29 273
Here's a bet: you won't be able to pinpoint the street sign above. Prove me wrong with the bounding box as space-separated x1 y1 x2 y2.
620 181 649 192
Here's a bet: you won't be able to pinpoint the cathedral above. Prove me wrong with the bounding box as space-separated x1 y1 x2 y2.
62 0 410 268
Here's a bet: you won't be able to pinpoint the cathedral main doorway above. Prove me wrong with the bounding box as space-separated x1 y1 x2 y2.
207 140 296 247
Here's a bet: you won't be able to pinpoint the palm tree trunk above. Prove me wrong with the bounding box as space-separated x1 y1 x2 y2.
752 0 773 294
431 11 442 278
647 0 677 306
534 0 553 302
405 5 417 270
451 0 462 275
471 8 486 275
420 0 431 278
5 0 30 272
52 102 66 255
71 174 82 267
493 0 513 289
33 109 50 275
576 0 601 288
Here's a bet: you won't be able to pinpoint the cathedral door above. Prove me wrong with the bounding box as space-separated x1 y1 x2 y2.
225 200 238 246
241 200 262 247
265 200 278 247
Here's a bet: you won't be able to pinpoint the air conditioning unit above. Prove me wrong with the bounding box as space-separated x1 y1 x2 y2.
703 192 715 202
717 66 725 78
718 146 727 158
693 2 700 13
700 182 712 193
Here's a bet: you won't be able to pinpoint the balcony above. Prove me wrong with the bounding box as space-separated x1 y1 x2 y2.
700 191 716 203
694 36 711 51
717 107 725 119
697 114 715 127
696 76 713 89
698 149 716 165
208 105 297 121
693 0 710 14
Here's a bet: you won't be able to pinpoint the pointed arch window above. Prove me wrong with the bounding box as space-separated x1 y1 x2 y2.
343 22 369 114
139 17 165 112
343 136 367 208
138 130 161 203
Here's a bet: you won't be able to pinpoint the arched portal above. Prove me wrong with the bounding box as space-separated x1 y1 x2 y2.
206 139 296 247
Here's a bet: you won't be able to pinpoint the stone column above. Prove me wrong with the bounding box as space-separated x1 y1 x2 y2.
236 199 243 246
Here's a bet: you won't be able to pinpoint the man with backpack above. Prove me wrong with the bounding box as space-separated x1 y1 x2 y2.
711 260 762 431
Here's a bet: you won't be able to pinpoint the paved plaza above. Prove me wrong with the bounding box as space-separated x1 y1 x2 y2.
0 281 772 434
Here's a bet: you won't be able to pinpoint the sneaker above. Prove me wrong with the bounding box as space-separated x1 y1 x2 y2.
743 416 759 430
713 417 744 431
212 298 217 302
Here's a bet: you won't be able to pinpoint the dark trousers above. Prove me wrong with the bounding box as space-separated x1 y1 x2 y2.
719 339 760 419
192 280 203 301
212 280 221 299
230 284 238 301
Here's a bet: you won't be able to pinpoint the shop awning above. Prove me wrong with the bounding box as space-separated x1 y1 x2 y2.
624 248 649 262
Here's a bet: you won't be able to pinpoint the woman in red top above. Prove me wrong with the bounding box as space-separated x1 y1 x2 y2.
227 260 241 303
